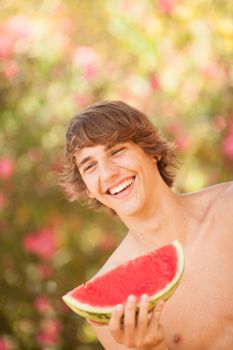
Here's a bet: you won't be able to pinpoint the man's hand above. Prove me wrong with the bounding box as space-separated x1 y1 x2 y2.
108 294 167 350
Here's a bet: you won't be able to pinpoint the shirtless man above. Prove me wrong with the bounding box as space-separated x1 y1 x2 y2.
62 100 233 350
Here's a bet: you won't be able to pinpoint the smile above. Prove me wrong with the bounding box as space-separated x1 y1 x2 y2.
107 176 136 196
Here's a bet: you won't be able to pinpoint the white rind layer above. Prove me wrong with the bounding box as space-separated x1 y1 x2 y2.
62 240 185 317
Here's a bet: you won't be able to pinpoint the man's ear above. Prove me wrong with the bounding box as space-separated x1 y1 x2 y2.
152 157 158 164
154 155 161 162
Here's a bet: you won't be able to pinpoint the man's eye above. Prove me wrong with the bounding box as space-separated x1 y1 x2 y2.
84 163 95 172
111 147 124 156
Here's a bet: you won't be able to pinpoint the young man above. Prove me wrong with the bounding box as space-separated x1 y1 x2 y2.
62 100 233 350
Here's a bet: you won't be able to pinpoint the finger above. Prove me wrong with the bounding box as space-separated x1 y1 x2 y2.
109 304 124 341
136 300 164 348
147 300 165 342
123 295 137 347
135 294 150 345
149 300 164 326
86 319 106 327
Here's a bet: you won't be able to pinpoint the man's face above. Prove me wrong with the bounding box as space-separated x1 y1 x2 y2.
75 142 159 218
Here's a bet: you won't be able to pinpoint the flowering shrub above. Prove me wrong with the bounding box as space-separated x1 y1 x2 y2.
222 119 233 160
0 0 232 349
0 158 15 180
23 227 57 260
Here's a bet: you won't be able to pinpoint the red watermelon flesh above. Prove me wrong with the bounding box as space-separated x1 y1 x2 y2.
73 244 177 306
63 240 184 323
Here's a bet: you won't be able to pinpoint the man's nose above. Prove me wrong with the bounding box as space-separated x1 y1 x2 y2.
99 158 120 182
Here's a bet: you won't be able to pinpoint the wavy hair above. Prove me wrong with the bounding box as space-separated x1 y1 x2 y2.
60 100 178 211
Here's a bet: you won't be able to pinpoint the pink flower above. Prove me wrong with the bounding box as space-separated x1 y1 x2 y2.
98 234 116 252
149 74 161 91
201 61 225 83
222 135 233 159
0 338 8 350
73 93 93 108
6 15 32 40
0 158 15 179
4 61 20 79
157 0 177 14
51 157 63 173
73 46 99 80
175 135 190 151
0 15 32 62
213 115 226 131
37 319 62 346
23 227 57 259
167 122 191 152
222 118 233 159
37 263 54 279
0 36 13 60
56 18 73 34
34 296 52 314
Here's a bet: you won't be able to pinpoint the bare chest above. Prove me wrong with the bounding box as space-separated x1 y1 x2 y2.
161 229 233 350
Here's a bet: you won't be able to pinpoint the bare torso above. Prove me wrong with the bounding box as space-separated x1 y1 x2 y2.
161 211 233 349
91 183 233 350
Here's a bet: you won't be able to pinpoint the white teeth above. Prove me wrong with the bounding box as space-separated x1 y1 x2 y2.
109 177 134 195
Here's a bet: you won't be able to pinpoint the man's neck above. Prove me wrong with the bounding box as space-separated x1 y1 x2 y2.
120 190 195 250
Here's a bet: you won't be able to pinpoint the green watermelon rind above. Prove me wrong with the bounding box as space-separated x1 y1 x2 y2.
62 240 185 324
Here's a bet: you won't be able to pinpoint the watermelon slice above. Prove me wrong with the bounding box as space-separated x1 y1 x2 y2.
62 240 184 323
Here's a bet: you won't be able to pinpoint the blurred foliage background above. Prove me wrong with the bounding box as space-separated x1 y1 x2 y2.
0 0 233 349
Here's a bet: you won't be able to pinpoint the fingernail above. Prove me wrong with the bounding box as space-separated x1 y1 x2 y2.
141 294 149 302
116 304 123 312
128 295 136 302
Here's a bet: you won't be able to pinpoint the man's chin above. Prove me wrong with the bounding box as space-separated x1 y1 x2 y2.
115 202 143 218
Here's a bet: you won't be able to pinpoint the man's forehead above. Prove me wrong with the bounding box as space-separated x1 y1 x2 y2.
76 142 130 158
76 144 111 158
75 143 118 166
75 145 105 158
75 142 134 166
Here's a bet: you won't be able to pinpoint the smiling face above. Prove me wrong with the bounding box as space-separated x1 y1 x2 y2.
75 142 161 218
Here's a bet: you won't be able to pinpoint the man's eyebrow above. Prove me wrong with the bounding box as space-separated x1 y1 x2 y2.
105 143 125 150
77 156 92 169
105 144 115 151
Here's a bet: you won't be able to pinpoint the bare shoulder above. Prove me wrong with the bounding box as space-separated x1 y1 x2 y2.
210 181 233 247
186 181 233 214
183 181 233 243
195 181 233 223
211 181 233 215
217 181 233 200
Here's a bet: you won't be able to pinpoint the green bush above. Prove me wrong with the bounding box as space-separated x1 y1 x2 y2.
0 1 232 349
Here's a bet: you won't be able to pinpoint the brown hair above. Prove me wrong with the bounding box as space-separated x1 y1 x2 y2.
61 100 178 210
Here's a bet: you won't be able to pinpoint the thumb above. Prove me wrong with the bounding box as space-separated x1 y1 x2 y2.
87 319 107 327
